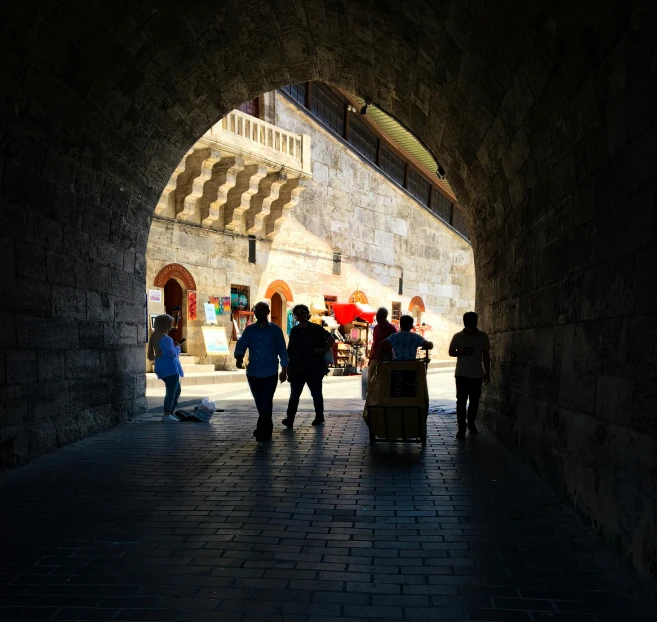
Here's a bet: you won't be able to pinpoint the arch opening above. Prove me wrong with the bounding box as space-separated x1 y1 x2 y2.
2 0 656 583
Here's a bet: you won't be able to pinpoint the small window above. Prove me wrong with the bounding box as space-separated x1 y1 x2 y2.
431 188 452 224
391 302 402 321
348 114 378 163
310 83 344 135
407 168 432 206
282 83 307 107
452 207 469 239
324 295 337 314
231 284 250 310
332 252 341 275
248 236 256 264
237 98 260 118
380 144 405 186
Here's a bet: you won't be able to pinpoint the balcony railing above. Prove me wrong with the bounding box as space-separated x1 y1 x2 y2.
205 109 311 176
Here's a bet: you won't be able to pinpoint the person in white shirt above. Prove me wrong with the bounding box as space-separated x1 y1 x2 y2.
448 311 490 439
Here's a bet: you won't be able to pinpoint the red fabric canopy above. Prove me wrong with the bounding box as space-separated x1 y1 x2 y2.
331 303 376 325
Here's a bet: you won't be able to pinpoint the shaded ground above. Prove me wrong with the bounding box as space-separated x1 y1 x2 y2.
1 375 655 621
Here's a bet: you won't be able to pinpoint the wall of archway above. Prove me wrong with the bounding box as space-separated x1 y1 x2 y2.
1 0 655 580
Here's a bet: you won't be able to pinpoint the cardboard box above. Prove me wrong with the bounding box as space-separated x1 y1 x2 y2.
364 360 428 440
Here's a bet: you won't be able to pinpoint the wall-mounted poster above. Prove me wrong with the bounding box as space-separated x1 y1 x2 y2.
221 296 231 315
209 296 221 316
201 326 230 355
204 302 217 325
187 291 197 320
148 289 162 303
150 314 159 330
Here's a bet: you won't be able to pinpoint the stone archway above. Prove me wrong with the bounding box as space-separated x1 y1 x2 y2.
2 0 656 580
408 296 426 313
265 280 293 331
153 264 197 291
408 296 425 325
264 280 294 303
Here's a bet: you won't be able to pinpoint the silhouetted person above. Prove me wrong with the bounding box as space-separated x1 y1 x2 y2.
282 304 335 428
235 301 288 442
369 307 397 366
449 311 490 439
380 314 433 361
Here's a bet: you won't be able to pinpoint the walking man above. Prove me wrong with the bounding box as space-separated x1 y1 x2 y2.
369 307 397 366
235 301 288 442
448 311 490 439
282 304 335 429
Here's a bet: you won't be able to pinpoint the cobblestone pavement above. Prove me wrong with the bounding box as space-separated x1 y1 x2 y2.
1 383 655 621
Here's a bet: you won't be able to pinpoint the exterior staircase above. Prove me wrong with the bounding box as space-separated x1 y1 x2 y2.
153 110 311 240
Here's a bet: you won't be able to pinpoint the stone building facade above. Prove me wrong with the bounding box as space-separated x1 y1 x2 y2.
146 92 475 369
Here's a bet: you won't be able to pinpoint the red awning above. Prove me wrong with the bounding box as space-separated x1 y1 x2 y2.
331 303 376 325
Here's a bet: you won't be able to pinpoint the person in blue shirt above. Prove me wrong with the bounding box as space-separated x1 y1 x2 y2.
380 314 433 361
147 314 185 422
234 301 288 442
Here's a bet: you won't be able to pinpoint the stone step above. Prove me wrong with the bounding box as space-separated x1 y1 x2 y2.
179 363 216 373
146 371 246 389
178 354 199 364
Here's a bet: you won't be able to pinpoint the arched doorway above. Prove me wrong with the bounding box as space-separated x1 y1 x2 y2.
163 279 183 345
154 264 197 353
408 296 426 325
270 292 283 328
265 280 294 332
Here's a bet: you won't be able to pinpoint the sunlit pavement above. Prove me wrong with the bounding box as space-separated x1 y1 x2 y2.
143 368 458 418
1 371 656 621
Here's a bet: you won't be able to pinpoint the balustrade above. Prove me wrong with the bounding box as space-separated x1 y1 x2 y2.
207 109 310 175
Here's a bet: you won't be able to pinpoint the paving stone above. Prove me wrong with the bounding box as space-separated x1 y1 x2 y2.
0 409 655 620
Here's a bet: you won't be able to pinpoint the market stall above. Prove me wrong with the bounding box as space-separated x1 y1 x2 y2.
328 302 376 372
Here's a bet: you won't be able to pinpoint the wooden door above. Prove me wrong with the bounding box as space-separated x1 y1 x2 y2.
270 293 283 328
164 278 183 345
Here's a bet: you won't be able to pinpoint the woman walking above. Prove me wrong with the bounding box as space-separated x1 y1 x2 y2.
147 314 184 422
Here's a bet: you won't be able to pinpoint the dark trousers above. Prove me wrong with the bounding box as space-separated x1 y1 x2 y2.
162 374 181 413
247 374 278 438
456 376 483 428
286 375 324 421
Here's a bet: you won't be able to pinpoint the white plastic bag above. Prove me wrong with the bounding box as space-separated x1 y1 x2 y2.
361 366 369 400
198 397 216 417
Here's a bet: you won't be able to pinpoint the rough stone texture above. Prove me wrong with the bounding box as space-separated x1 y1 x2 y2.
1 0 656 583
146 92 473 366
